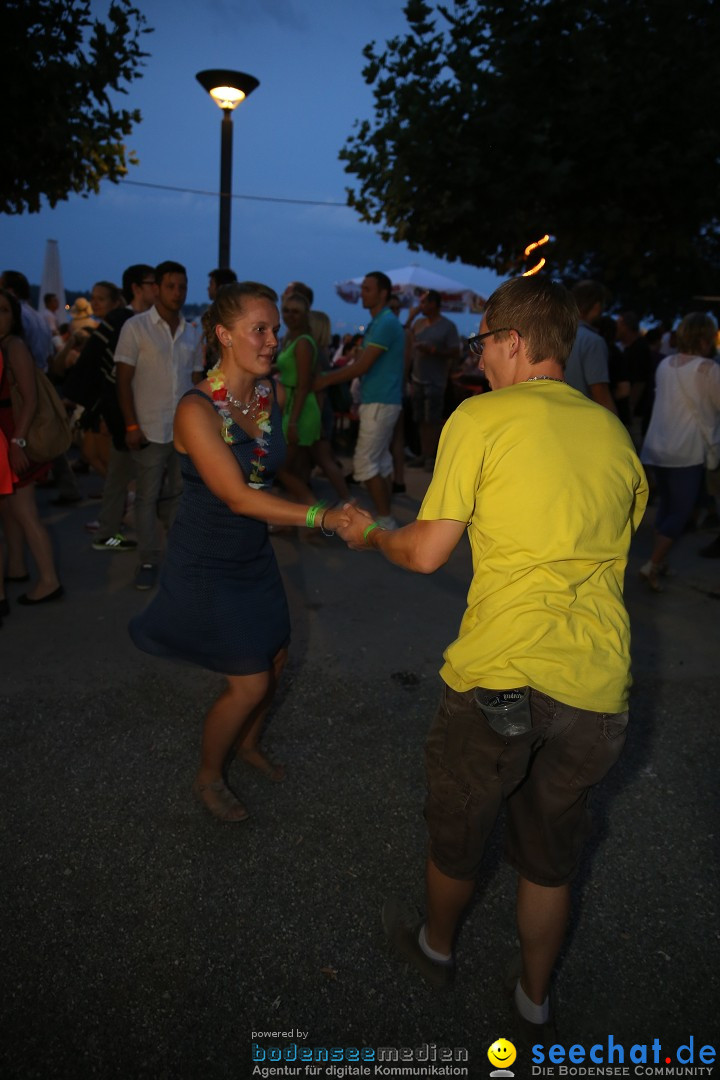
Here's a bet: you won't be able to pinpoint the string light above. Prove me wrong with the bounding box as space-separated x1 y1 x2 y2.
522 234 550 277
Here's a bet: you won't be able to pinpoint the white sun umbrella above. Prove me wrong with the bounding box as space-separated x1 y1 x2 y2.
335 264 485 313
39 239 66 313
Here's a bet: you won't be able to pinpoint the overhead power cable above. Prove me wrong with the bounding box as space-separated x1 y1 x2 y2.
120 178 348 208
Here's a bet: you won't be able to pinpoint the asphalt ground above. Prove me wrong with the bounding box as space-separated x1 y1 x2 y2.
1 461 719 1079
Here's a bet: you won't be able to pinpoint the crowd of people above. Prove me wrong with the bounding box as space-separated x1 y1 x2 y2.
1 262 719 1046
1 261 718 621
1 261 717 606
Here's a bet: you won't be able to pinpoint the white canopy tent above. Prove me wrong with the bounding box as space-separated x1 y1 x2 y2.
335 265 485 313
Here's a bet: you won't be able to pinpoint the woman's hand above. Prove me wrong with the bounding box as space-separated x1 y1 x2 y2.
320 505 353 533
335 503 376 549
9 440 30 476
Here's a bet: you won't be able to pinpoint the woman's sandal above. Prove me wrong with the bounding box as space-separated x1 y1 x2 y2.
192 778 250 822
236 747 286 783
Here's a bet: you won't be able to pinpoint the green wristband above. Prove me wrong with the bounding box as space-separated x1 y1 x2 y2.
363 522 382 544
305 502 326 528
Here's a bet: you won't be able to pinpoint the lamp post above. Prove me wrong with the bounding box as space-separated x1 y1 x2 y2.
196 69 259 269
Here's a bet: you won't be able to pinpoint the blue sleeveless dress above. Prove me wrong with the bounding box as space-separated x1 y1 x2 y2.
129 386 291 675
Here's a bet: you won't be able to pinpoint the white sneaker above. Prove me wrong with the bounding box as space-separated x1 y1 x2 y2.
376 514 399 531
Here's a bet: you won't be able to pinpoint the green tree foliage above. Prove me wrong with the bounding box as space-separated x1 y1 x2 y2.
340 0 720 313
2 0 150 215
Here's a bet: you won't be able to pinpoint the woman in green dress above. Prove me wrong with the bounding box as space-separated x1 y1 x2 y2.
275 292 321 497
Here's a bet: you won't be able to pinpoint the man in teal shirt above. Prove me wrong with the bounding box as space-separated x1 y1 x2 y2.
318 271 404 528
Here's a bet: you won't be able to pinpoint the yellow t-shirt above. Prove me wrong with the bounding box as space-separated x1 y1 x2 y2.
418 381 648 712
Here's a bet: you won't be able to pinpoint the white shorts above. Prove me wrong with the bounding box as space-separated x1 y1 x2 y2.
353 403 401 482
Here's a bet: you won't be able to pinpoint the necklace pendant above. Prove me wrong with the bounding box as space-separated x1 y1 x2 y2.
226 384 262 413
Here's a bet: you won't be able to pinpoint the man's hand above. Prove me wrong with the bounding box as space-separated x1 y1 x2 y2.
125 427 147 451
336 503 377 550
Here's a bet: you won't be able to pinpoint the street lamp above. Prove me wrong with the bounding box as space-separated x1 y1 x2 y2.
196 69 259 269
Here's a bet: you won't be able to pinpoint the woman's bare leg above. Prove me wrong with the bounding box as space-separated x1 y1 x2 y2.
193 670 271 820
197 671 272 780
235 649 288 779
194 650 288 816
0 497 28 578
4 485 60 598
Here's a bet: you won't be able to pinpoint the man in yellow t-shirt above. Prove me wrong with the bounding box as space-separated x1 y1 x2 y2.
337 276 647 1043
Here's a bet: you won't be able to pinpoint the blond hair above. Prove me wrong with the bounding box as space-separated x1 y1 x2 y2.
676 312 717 356
309 310 331 349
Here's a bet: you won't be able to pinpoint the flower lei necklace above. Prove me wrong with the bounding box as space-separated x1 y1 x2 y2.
207 365 272 489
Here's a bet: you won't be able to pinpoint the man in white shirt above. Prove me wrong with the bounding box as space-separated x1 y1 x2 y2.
116 261 204 590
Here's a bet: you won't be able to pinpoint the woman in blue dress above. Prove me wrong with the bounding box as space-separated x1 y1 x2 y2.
130 282 348 821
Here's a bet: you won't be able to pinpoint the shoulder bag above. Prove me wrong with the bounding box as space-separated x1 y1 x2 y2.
9 364 73 463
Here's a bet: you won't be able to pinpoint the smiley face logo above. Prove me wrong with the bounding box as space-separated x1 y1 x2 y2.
488 1039 517 1070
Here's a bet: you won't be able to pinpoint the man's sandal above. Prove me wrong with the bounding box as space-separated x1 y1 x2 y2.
192 778 249 822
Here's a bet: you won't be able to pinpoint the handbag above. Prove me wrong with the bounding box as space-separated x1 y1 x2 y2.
8 364 73 463
674 361 720 472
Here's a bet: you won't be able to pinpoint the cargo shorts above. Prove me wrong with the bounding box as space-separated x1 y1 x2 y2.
424 684 629 886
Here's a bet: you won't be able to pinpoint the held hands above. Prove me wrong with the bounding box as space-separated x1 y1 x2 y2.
335 503 376 550
306 502 386 550
320 505 353 534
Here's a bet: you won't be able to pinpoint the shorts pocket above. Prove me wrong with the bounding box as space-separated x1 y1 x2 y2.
568 711 629 789
424 768 497 878
602 712 629 740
